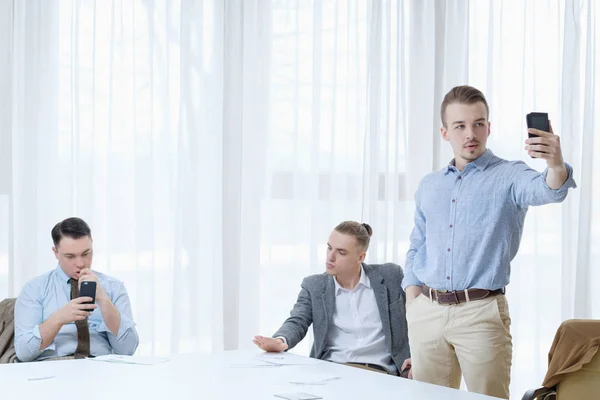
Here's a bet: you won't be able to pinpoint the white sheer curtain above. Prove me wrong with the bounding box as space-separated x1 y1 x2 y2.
1 0 273 355
1 0 599 397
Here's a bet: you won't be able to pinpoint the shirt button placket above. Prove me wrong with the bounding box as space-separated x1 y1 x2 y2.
446 174 463 289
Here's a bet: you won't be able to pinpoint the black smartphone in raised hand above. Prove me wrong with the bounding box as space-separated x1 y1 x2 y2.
526 112 549 137
79 281 97 309
526 112 550 158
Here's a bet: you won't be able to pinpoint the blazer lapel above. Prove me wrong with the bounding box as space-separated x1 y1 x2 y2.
319 276 336 355
365 266 392 350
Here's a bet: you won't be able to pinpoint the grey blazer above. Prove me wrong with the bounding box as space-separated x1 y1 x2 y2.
273 263 410 371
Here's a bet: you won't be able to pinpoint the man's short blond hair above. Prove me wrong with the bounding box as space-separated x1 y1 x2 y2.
441 85 489 128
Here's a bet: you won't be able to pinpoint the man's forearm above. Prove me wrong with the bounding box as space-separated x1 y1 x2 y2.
39 314 64 350
546 164 568 189
98 298 121 336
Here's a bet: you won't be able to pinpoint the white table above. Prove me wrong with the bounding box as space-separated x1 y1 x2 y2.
0 350 502 399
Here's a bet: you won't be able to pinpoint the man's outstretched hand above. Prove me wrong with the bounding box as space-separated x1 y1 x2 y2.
252 335 289 352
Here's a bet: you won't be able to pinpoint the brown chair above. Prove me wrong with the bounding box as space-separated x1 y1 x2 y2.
522 319 600 400
522 387 556 400
0 298 18 363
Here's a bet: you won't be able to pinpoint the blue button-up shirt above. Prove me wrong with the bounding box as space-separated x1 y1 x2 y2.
14 266 139 361
402 149 577 291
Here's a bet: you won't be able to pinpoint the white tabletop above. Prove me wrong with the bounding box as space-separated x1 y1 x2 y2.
0 350 502 399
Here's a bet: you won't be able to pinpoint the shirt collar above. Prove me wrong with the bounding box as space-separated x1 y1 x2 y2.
55 264 71 283
444 149 495 175
334 265 371 294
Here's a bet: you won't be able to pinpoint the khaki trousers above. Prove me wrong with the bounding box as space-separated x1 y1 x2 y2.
406 293 512 399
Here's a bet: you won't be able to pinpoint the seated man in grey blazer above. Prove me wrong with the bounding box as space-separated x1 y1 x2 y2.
253 221 411 376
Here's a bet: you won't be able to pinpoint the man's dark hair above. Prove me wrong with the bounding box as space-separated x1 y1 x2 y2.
51 217 92 248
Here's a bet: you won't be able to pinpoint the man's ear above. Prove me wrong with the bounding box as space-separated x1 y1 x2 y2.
441 125 449 142
358 251 366 263
52 246 59 260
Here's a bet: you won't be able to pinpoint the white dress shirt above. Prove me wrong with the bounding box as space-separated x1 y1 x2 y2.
324 266 394 372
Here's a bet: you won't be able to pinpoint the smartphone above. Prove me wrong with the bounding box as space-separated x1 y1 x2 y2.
79 281 97 309
526 112 549 138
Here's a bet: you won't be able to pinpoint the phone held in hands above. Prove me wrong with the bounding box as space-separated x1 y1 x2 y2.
79 280 97 308
526 112 550 158
526 112 549 138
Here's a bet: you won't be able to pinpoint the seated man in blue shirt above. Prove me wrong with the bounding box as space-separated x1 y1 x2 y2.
14 217 139 361
402 85 576 399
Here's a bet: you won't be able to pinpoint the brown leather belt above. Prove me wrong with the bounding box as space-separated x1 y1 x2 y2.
345 362 394 375
421 284 505 305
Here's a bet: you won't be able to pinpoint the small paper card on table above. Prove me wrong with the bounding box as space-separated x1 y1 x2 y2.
273 393 323 400
89 355 170 365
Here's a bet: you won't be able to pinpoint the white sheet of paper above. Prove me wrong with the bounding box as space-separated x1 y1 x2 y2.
288 376 341 386
88 355 170 365
254 352 322 366
27 376 56 381
273 393 323 400
228 359 282 368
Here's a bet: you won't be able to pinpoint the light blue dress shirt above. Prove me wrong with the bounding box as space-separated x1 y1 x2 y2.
14 266 139 361
402 149 577 291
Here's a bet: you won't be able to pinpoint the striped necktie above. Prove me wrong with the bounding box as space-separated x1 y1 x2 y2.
69 278 90 358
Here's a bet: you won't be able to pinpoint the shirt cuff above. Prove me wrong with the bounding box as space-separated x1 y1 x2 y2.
541 163 577 193
274 336 287 345
33 324 42 340
32 325 56 352
401 272 423 291
95 314 136 341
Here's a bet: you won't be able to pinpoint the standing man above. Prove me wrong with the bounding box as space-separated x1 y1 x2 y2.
401 85 576 398
14 217 139 361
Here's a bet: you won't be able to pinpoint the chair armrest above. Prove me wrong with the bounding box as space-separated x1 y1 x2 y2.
521 386 556 400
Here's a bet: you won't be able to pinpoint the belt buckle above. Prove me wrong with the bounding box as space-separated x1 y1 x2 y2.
436 290 459 306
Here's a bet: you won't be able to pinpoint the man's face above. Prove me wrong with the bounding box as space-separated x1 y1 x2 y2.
441 102 491 167
52 236 93 280
325 230 365 277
